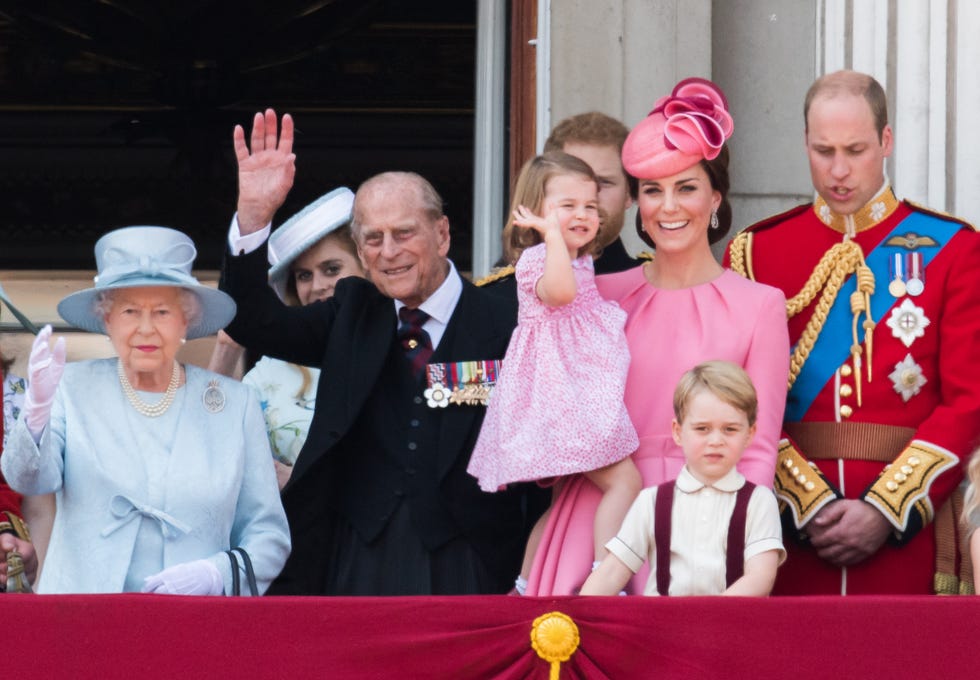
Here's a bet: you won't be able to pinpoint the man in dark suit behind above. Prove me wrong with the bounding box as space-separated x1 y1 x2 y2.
221 110 532 595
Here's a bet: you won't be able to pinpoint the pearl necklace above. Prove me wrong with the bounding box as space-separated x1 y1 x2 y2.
118 358 181 417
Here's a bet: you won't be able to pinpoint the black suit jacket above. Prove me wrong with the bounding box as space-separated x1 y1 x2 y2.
221 246 531 593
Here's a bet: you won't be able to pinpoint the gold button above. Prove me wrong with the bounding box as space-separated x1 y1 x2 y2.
839 384 853 398
886 481 899 492
407 339 419 349
804 481 815 492
840 364 853 377
894 472 907 483
909 456 921 466
901 465 914 475
840 405 853 418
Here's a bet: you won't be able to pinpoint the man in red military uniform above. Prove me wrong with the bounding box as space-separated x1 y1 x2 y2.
725 70 980 595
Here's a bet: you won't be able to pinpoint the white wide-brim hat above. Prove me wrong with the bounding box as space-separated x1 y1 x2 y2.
267 187 355 301
57 226 236 340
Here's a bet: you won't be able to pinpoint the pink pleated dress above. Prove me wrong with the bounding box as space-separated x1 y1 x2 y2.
467 244 639 491
526 267 790 596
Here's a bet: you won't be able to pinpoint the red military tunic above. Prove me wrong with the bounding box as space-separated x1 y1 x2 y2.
1 364 30 542
725 186 980 594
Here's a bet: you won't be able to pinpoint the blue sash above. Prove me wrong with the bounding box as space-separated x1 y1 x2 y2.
785 211 960 421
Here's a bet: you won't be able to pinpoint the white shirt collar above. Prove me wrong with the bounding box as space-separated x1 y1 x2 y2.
393 260 462 324
675 464 746 494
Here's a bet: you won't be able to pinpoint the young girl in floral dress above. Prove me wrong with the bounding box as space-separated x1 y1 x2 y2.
468 152 641 594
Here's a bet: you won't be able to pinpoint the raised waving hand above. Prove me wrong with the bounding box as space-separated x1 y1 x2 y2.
234 109 297 234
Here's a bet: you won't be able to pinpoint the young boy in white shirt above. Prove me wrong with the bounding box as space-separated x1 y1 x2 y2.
582 361 785 596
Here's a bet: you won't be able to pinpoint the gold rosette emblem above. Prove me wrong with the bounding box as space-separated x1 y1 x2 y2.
530 611 580 680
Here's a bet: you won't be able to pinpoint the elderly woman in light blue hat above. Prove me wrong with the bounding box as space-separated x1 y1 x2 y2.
0 226 290 594
209 187 363 489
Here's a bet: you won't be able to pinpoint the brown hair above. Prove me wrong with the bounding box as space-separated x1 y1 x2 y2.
673 360 758 426
544 111 638 199
283 226 361 306
634 145 732 249
502 152 602 265
804 70 889 141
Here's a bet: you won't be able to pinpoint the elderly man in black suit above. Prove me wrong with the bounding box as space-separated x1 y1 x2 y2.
221 110 533 595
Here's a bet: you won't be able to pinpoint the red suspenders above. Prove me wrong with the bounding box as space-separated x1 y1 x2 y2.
653 479 756 596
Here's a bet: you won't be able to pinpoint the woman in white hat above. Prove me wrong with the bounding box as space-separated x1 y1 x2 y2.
0 226 290 594
209 188 365 489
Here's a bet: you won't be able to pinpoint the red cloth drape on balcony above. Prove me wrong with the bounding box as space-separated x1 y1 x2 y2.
5 594 976 679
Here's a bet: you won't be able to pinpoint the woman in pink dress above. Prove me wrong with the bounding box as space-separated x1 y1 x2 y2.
527 77 790 595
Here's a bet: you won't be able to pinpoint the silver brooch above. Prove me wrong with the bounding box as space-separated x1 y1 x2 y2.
203 379 226 413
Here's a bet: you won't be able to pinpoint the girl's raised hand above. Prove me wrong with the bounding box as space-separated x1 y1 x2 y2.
513 205 560 238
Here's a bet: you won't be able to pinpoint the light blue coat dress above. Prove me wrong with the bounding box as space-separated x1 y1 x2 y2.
1 360 290 594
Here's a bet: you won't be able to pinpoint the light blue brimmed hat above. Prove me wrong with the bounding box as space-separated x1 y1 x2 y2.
267 187 355 301
57 226 236 339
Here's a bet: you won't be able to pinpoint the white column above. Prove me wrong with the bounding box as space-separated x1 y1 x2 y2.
893 0 931 204
819 0 848 74
954 2 980 225
849 0 889 89
535 0 551 153
471 0 507 276
926 0 947 208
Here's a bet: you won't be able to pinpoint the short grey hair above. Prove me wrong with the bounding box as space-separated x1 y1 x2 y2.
350 171 444 241
94 288 202 333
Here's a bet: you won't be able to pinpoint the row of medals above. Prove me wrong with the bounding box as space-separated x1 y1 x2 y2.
887 252 924 298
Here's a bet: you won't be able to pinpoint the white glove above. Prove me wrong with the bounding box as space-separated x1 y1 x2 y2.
141 559 224 596
23 325 67 440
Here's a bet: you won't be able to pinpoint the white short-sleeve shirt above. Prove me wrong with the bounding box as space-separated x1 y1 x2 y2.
607 465 785 596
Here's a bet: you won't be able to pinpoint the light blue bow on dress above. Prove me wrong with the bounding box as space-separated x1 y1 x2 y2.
100 493 192 539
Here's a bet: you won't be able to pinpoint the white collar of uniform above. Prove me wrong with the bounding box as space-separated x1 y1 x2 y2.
393 259 462 326
675 464 746 494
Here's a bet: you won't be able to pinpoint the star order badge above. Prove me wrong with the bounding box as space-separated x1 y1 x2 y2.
424 382 451 408
886 299 930 348
889 354 927 402
203 379 226 413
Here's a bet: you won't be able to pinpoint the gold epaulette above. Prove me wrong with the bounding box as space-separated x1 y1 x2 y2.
0 511 31 541
727 231 754 280
474 265 515 287
864 440 959 532
636 251 654 262
903 199 978 232
774 439 839 528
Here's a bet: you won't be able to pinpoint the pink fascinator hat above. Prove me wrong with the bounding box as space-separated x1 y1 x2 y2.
622 77 734 179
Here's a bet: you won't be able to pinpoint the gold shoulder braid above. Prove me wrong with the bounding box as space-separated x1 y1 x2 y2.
474 265 515 287
786 240 875 398
728 231 754 279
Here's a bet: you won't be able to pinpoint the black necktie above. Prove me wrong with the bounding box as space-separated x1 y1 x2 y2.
397 307 433 377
